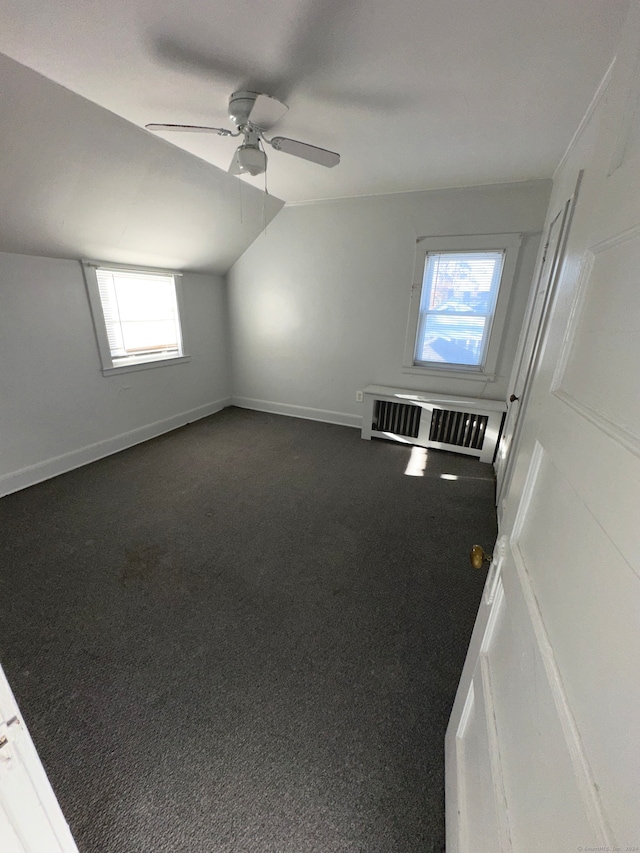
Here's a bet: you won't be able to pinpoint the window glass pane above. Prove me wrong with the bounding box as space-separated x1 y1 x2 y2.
415 251 504 368
417 315 486 365
120 320 178 353
113 277 177 323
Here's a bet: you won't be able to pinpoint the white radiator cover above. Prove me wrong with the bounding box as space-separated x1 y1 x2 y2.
361 385 506 464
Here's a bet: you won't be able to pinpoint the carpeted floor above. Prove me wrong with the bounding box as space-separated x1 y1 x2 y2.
0 407 496 853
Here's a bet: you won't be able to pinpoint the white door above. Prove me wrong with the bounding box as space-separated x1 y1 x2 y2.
494 181 579 509
446 2 640 849
0 662 78 852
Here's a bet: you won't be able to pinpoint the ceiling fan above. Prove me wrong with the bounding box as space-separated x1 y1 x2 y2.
146 90 340 178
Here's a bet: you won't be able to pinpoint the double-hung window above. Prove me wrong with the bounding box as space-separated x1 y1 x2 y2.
404 234 521 380
83 262 189 374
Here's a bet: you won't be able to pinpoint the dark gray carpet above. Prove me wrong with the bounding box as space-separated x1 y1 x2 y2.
0 407 496 853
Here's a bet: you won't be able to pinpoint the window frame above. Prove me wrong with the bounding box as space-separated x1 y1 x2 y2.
82 261 190 376
403 233 522 381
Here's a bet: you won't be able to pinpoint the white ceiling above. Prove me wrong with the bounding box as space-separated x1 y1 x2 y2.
0 0 629 203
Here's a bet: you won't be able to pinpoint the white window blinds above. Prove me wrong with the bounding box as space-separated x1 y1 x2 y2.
95 268 183 365
414 251 505 368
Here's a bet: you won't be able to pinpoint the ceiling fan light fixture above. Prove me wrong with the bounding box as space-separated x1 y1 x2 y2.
231 144 267 176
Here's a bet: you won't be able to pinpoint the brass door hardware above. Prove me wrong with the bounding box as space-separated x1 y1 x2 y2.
470 544 492 569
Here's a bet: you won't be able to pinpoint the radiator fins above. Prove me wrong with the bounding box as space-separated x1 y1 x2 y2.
372 400 421 438
372 401 488 450
429 408 488 450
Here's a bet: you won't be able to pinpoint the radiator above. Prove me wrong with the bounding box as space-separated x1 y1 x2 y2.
361 385 506 464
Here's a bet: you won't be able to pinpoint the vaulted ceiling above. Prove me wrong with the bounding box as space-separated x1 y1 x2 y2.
0 0 629 203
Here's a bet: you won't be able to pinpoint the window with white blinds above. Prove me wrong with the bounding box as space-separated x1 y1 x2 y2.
414 251 505 368
403 234 522 380
83 263 188 373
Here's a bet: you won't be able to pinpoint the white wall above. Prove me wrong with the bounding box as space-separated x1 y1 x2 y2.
226 180 551 426
0 251 230 495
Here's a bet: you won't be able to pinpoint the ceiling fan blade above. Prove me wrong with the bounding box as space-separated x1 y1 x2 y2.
145 123 235 136
247 94 288 131
268 137 340 168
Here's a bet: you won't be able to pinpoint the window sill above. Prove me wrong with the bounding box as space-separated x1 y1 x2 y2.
102 354 191 376
401 365 496 382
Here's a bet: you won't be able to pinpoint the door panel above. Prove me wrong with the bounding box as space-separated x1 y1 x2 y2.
538 398 640 573
456 674 503 853
557 231 640 450
486 570 593 851
0 807 27 853
451 580 511 853
517 430 640 840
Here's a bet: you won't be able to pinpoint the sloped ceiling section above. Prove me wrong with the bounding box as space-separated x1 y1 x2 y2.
0 53 284 274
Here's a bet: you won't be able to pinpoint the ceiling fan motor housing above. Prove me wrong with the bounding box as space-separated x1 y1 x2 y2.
228 91 260 127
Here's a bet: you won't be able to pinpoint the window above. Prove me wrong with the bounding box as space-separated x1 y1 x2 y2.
403 234 521 380
83 262 189 374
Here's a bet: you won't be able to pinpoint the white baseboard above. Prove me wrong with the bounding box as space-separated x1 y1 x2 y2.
231 396 362 429
0 397 231 498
